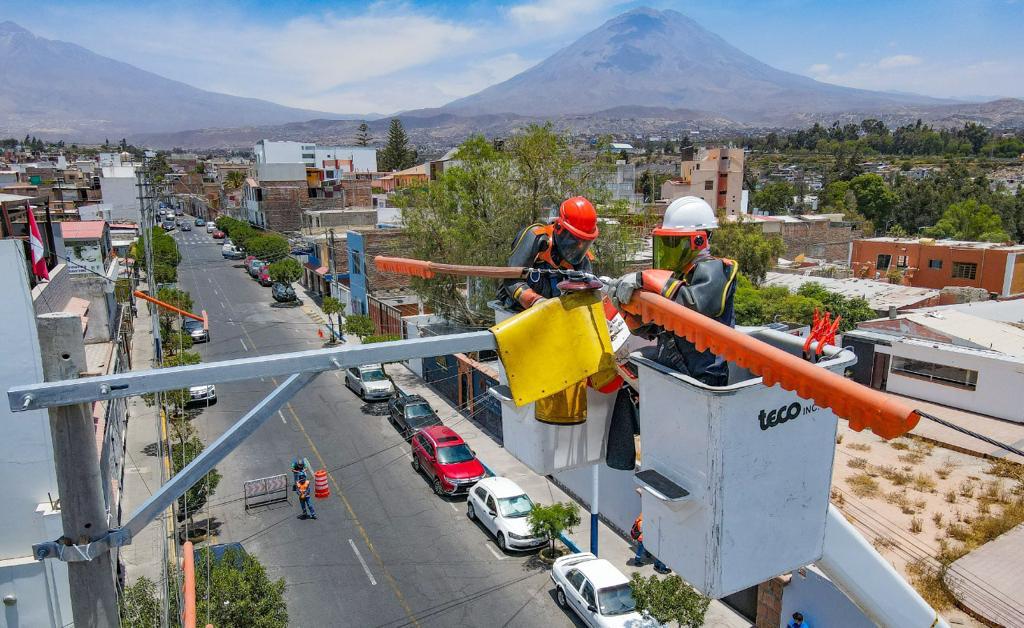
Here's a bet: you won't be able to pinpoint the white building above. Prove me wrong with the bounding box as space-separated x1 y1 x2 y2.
253 140 377 174
99 166 139 224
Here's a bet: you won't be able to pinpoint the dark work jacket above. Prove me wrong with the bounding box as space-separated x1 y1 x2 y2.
635 256 738 386
497 223 593 311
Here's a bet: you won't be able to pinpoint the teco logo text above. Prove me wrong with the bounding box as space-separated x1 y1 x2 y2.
758 402 819 431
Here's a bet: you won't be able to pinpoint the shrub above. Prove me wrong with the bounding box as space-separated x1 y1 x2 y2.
910 517 923 533
629 572 710 628
907 559 956 610
887 491 915 514
912 473 937 493
848 473 880 498
528 501 581 556
932 512 944 527
362 334 401 344
846 442 871 452
847 457 868 470
936 458 958 480
119 576 161 627
343 314 377 340
890 440 910 451
877 465 912 486
899 452 925 465
958 480 975 498
944 490 957 504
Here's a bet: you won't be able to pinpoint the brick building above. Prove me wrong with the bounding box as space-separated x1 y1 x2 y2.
849 237 1024 297
725 214 862 262
330 228 413 292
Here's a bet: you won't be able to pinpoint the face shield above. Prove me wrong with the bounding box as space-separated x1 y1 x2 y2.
652 231 709 272
554 228 593 266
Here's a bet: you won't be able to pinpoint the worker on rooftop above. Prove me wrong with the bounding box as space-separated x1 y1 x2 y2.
607 196 738 385
498 196 599 311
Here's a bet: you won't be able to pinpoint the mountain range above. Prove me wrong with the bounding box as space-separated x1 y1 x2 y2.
2 10 1022 148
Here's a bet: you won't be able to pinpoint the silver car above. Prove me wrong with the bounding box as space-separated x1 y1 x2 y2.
344 364 394 401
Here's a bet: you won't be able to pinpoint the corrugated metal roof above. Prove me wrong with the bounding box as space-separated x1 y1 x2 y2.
763 272 938 311
902 310 1024 356
60 220 106 240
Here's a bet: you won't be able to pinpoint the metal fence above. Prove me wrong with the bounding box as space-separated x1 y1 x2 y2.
243 474 290 510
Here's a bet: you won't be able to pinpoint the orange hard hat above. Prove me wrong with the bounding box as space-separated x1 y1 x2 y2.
557 196 599 240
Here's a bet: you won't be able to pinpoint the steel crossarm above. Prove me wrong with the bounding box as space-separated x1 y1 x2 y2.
33 372 316 561
9 331 497 412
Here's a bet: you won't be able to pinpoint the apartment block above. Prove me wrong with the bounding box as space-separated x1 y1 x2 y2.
661 147 744 216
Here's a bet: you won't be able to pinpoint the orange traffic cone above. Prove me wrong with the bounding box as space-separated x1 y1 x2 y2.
313 469 330 499
318 328 325 339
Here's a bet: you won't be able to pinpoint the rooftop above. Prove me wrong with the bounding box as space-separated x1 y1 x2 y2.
61 220 107 240
860 237 1024 251
902 310 1024 356
763 272 938 311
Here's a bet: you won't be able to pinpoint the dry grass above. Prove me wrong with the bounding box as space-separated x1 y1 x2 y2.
976 500 991 516
830 487 845 506
910 517 923 533
981 480 1008 504
932 512 944 527
887 491 916 514
835 433 844 444
872 535 896 551
890 440 911 451
847 457 869 470
986 459 1024 490
912 473 937 493
914 498 927 510
846 442 871 452
848 473 881 498
877 465 913 486
944 490 957 504
899 451 926 465
958 480 976 498
907 559 956 611
936 457 958 480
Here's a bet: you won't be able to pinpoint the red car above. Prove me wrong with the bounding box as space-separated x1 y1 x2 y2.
258 266 272 286
212 229 225 239
411 425 487 497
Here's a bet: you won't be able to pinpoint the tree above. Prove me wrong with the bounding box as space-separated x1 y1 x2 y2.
733 276 874 331
246 234 290 262
753 181 796 214
527 501 581 557
848 173 896 228
119 576 161 628
355 122 372 147
710 218 786 285
629 573 710 628
194 547 288 627
343 314 376 340
321 297 345 342
161 351 202 415
924 199 1010 242
267 258 302 284
162 329 194 356
224 170 246 190
379 118 415 171
173 435 222 528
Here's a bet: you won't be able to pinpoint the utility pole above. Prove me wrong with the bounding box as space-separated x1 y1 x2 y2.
37 313 120 627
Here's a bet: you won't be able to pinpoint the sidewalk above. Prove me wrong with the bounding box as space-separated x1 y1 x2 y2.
387 365 748 627
119 303 172 585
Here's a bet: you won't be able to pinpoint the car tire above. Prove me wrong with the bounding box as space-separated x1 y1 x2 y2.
411 456 420 473
467 502 476 521
497 533 507 553
556 587 568 609
432 477 444 497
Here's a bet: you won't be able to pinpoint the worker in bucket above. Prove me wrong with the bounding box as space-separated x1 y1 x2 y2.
606 196 738 386
498 196 599 311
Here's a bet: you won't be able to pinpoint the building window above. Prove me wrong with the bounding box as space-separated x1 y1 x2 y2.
876 254 892 271
952 262 978 280
891 357 978 391
897 255 908 268
704 180 713 190
928 259 943 269
302 153 315 159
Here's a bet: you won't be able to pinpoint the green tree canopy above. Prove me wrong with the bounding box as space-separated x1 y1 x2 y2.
161 350 202 414
379 118 416 171
343 314 376 339
246 234 290 262
193 547 288 627
527 501 581 556
848 173 897 229
224 170 246 189
355 122 372 147
267 257 302 284
710 218 786 285
733 276 875 331
629 573 710 628
753 181 795 214
173 435 222 521
924 199 1010 242
119 576 161 627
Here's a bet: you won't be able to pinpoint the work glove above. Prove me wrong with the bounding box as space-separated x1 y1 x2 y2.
606 272 641 310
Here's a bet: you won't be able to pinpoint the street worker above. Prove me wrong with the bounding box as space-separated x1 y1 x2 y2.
295 472 317 520
498 196 600 311
291 456 311 488
607 196 738 386
629 513 670 573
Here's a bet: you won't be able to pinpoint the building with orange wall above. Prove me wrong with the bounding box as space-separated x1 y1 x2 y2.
660 147 744 216
849 237 1024 297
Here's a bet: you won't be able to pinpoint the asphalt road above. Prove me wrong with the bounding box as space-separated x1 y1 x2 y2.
172 228 573 628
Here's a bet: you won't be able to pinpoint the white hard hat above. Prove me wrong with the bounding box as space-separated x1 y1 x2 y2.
661 196 718 232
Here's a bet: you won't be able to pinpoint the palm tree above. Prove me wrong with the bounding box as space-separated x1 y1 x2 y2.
224 170 246 190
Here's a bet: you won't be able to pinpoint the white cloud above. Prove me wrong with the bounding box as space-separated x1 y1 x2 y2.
805 56 1022 100
808 63 831 77
834 51 848 61
508 0 622 27
877 54 923 69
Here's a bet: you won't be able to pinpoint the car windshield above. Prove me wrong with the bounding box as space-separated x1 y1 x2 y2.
405 403 434 418
182 320 202 331
361 369 387 382
497 494 533 518
598 584 637 616
407 414 441 429
436 443 474 465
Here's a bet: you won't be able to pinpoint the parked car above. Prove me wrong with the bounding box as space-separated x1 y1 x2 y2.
257 266 273 286
222 243 244 260
271 282 297 303
207 222 216 233
467 477 545 552
345 363 394 400
387 393 443 439
243 255 256 270
248 260 267 279
194 218 205 227
175 208 184 216
551 553 660 628
411 425 486 497
187 384 217 405
180 221 192 232
182 318 209 343
212 229 225 239
162 217 176 231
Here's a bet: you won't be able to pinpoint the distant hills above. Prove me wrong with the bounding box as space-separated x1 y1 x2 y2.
3 10 1021 150
0 21 356 140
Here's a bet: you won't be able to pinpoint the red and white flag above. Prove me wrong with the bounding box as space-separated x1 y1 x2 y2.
26 207 49 281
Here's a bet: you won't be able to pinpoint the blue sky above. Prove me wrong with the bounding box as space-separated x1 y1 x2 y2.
5 0 1023 115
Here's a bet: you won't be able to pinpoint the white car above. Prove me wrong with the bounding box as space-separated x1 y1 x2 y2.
187 384 217 405
206 222 216 233
467 477 546 552
551 553 661 628
344 363 394 401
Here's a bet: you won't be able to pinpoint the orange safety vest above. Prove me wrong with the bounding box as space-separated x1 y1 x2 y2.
297 480 310 499
518 223 596 270
631 515 643 543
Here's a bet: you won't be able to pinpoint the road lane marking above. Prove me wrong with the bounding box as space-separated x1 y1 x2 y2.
349 539 377 585
448 502 457 512
240 338 248 351
278 410 287 424
485 543 507 561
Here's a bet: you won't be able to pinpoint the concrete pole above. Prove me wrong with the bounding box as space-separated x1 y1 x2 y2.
37 312 120 627
590 463 599 556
